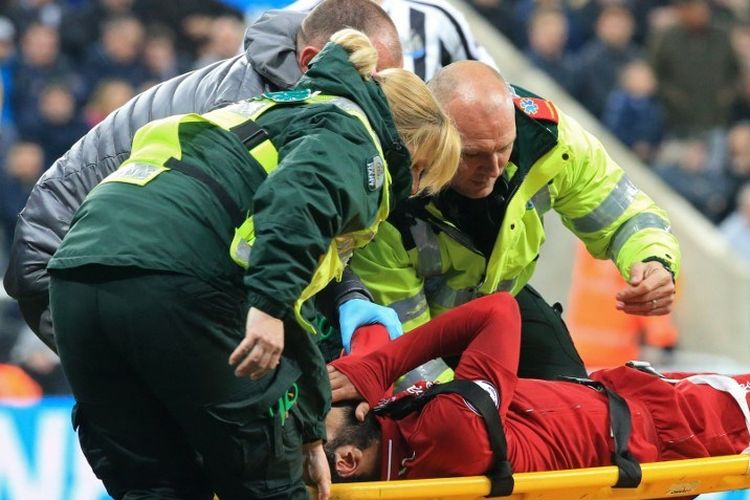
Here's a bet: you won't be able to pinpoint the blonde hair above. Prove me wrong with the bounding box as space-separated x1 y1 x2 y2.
330 29 378 80
377 69 460 195
331 28 460 195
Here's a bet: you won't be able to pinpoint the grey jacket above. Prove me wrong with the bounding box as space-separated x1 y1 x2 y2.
3 10 307 347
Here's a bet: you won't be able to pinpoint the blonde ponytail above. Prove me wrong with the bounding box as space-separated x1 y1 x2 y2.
376 69 461 196
329 28 378 80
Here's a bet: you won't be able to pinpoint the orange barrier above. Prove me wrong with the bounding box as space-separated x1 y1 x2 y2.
0 363 42 400
567 242 678 368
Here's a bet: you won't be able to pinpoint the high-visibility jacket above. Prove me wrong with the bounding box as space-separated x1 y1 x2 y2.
50 43 411 332
351 88 680 332
100 92 392 331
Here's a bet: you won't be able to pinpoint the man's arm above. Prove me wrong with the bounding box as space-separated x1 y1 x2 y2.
553 109 680 314
330 293 521 413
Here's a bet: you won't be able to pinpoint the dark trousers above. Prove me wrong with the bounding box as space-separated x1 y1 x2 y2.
515 284 587 380
50 266 308 500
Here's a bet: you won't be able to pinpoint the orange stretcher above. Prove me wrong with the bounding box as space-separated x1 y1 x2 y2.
314 454 750 499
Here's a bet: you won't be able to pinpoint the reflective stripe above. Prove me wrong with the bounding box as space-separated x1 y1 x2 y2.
390 291 429 323
607 212 671 260
572 175 639 233
410 218 442 278
427 278 477 309
101 162 166 186
531 185 551 215
495 279 515 292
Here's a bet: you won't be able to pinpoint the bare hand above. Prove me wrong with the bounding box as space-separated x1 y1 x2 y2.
229 307 283 379
304 440 331 500
616 261 675 316
327 365 363 403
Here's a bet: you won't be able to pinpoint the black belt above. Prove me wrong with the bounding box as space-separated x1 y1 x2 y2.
164 117 269 228
374 379 514 497
557 375 642 488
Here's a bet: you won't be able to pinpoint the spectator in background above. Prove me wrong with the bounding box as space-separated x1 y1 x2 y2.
81 15 148 99
575 5 640 118
732 23 750 71
83 78 134 127
192 15 244 69
142 24 186 85
655 137 733 222
720 182 750 263
59 0 136 61
650 0 740 137
0 16 16 163
525 7 576 94
134 0 241 59
730 72 750 124
602 59 664 163
4 0 62 38
0 142 44 254
11 22 79 133
0 16 15 125
20 83 88 166
724 123 750 213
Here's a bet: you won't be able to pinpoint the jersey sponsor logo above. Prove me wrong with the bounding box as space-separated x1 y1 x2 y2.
463 380 499 415
366 155 385 191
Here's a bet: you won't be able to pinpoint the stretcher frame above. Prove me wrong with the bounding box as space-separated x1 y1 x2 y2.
319 454 750 499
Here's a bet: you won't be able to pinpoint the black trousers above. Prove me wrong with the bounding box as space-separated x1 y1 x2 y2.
515 284 587 379
50 266 308 500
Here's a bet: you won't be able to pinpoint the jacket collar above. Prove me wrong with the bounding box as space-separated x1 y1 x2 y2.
244 10 306 91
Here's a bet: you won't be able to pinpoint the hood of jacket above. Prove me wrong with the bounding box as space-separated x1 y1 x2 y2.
295 42 413 201
244 9 307 91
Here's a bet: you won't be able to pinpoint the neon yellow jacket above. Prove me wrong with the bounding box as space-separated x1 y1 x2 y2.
351 89 681 332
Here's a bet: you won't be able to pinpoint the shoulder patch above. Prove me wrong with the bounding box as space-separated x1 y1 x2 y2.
513 96 559 124
261 89 314 103
366 155 385 191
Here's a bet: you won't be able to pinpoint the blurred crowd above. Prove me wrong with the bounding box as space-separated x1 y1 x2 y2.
470 0 750 254
2 0 750 396
0 0 246 396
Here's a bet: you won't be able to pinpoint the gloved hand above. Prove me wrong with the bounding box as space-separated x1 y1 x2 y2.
338 299 403 353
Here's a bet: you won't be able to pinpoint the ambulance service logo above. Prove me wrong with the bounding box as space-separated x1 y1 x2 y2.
519 97 539 116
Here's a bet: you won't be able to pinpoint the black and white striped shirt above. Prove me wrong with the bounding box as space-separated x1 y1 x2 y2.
285 0 497 80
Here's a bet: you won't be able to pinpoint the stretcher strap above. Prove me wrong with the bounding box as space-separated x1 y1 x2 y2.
374 379 514 497
558 376 642 488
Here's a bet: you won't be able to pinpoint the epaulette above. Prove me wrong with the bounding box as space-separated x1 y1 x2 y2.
513 96 559 124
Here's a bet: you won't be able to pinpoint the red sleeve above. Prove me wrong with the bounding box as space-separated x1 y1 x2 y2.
330 293 521 409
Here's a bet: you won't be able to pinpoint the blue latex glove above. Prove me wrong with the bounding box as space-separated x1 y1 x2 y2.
338 299 403 353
